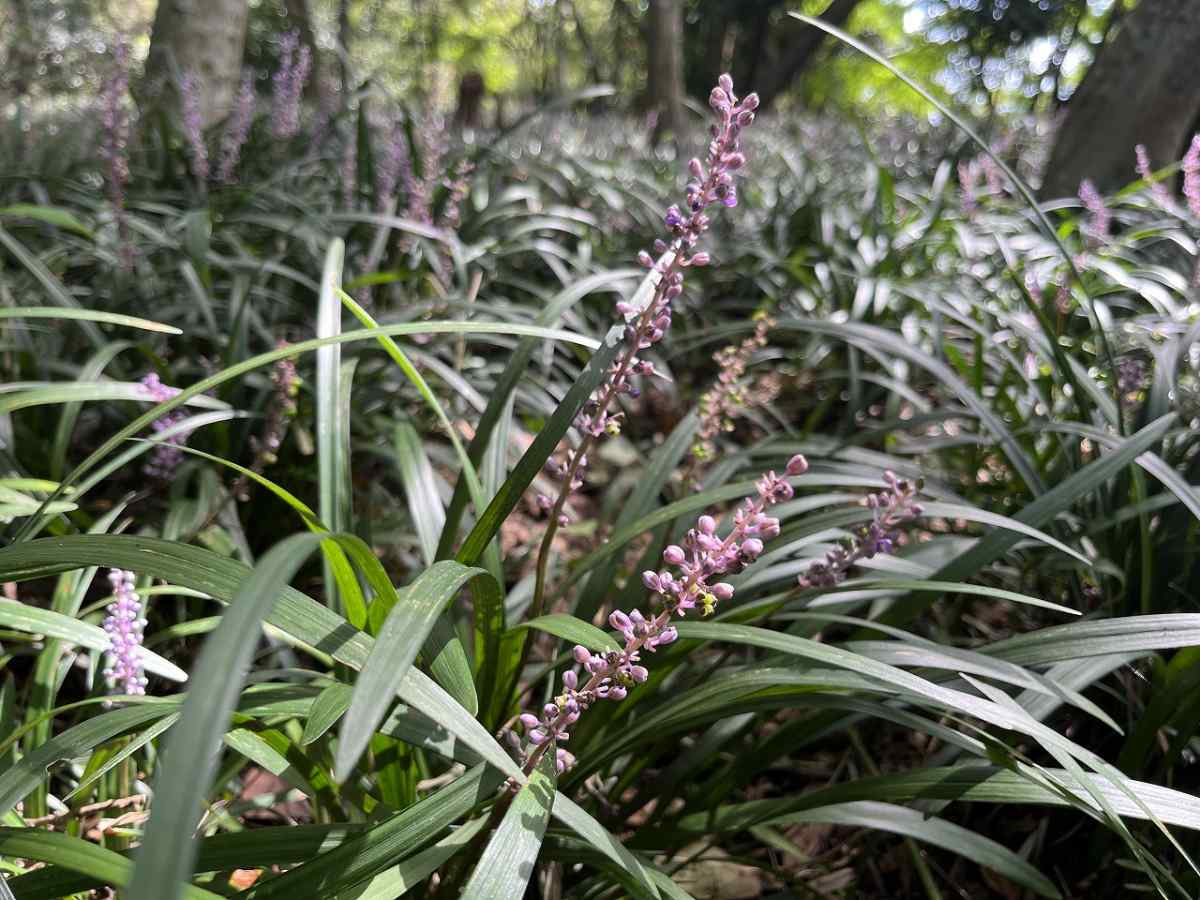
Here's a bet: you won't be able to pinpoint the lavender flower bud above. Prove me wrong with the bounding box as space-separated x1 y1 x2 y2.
663 545 686 565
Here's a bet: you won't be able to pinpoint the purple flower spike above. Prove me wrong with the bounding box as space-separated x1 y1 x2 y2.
103 569 148 696
217 72 255 183
140 373 193 479
1184 135 1200 219
1078 179 1109 245
515 455 797 774
797 471 923 590
535 73 759 529
271 30 311 140
179 72 209 182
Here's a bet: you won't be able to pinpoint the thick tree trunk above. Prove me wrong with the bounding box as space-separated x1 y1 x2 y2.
337 0 353 99
646 0 686 142
144 0 249 128
1040 0 1200 199
753 0 861 110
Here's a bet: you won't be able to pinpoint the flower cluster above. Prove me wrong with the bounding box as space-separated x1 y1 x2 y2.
179 71 209 182
797 471 923 590
376 122 413 211
518 454 807 774
689 312 779 478
217 72 256 183
1078 179 1109 245
141 373 192 480
103 569 148 696
1134 144 1173 208
537 75 759 527
1184 136 1200 220
341 127 358 209
235 348 302 501
100 41 131 264
439 159 475 230
271 30 311 140
1116 355 1150 396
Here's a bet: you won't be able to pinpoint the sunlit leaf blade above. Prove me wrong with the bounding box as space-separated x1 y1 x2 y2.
335 561 496 781
461 749 557 900
0 829 223 899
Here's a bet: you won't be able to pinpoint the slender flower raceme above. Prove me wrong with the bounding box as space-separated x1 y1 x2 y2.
179 72 209 182
376 122 412 211
235 348 302 501
341 127 358 209
536 74 759 534
1134 144 1172 208
271 30 311 140
518 454 808 774
957 160 977 214
103 569 148 696
797 471 923 589
689 311 778 482
438 159 475 230
1183 135 1200 219
141 373 192 480
217 72 255 183
1078 179 1109 245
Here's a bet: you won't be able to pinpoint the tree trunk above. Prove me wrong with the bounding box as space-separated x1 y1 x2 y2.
1040 0 1200 199
338 0 352 96
753 0 861 109
144 0 250 128
646 0 686 142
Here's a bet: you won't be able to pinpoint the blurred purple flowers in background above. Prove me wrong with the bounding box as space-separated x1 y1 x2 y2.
217 72 256 183
140 373 192 480
1078 178 1109 244
179 71 209 182
271 30 311 140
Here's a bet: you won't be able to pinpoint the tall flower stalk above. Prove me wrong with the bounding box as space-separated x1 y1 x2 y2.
217 72 255 183
518 454 808 774
141 373 192 480
529 74 760 622
271 30 311 140
687 311 779 485
179 71 209 182
1184 135 1200 219
1078 179 1109 245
